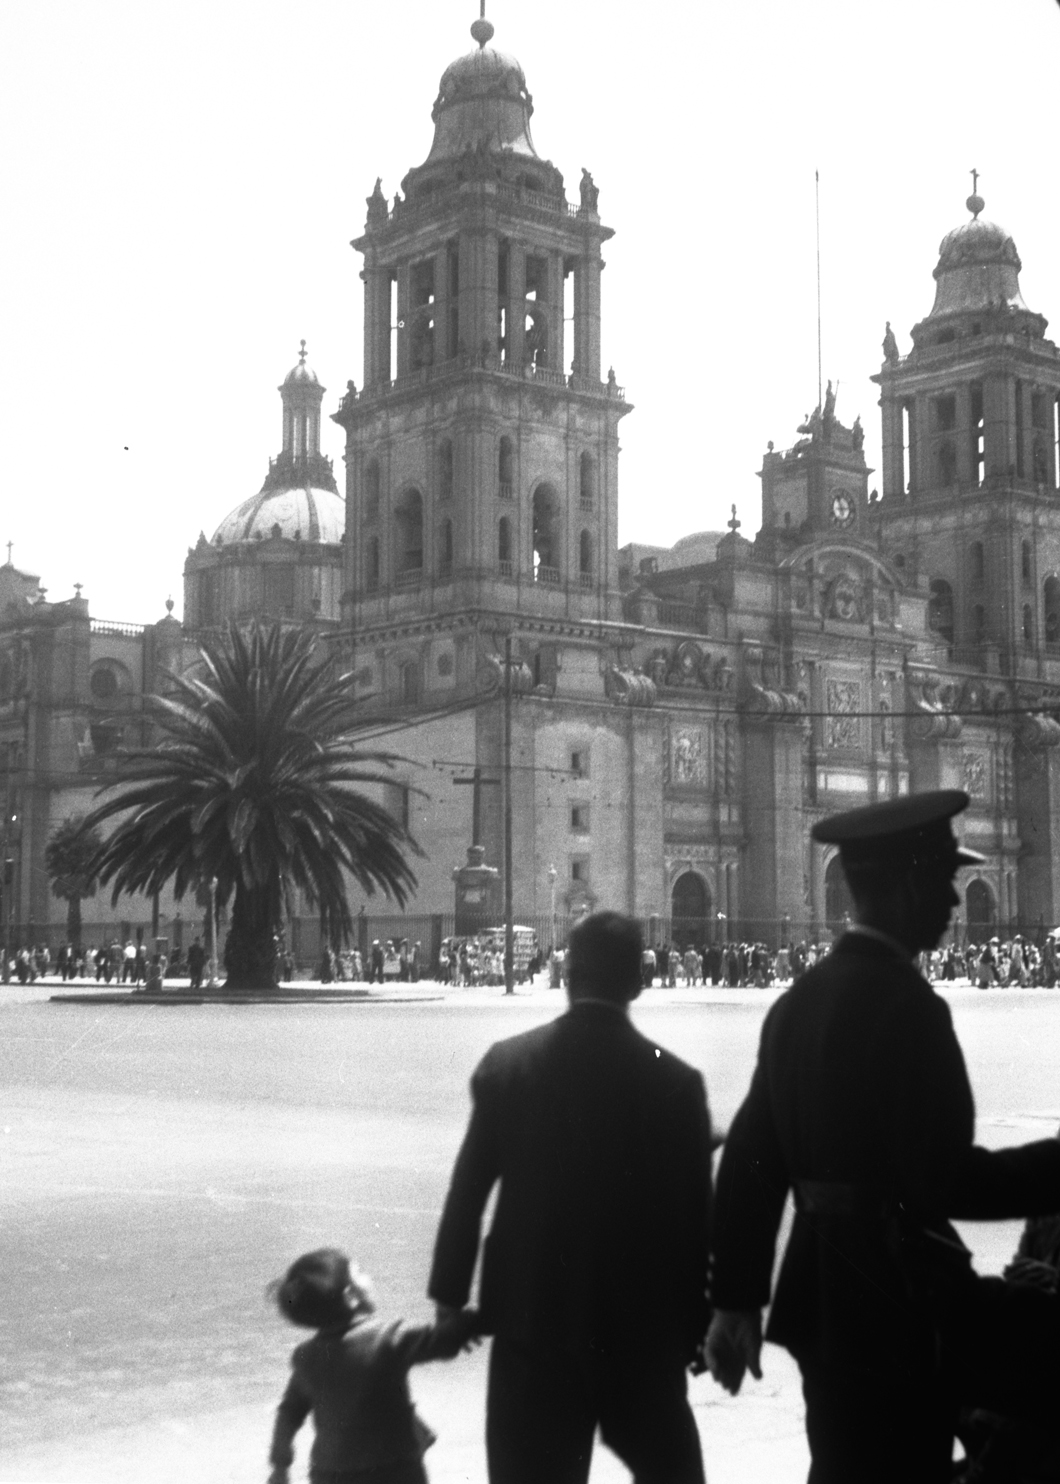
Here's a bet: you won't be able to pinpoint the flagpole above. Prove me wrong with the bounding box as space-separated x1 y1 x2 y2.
815 168 822 410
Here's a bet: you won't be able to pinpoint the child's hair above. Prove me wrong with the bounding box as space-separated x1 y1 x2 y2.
267 1248 376 1329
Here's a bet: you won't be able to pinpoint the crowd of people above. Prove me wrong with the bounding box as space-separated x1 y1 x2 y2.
637 933 1060 990
7 928 1060 997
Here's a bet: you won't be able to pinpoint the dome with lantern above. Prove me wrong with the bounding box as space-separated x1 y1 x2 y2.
912 185 1047 347
184 344 346 630
397 13 564 202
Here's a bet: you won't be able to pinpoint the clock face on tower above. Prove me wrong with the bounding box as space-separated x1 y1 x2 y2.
830 492 855 528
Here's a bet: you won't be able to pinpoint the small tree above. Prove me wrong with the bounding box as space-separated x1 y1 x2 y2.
45 816 103 947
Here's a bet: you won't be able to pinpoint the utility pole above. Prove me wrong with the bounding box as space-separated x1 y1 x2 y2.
503 634 514 995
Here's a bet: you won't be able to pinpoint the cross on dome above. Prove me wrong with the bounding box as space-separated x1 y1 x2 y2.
728 505 741 535
966 168 984 220
299 340 308 364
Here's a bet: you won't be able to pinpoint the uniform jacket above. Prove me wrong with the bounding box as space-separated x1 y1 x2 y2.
428 999 714 1362
711 932 1060 1371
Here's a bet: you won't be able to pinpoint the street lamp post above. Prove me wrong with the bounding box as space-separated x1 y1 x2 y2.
206 877 220 989
547 862 557 953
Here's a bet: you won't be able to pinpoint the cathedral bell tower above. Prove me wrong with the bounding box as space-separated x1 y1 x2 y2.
332 12 629 652
872 184 1060 671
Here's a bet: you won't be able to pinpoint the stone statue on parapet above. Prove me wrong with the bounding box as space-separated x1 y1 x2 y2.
367 178 387 224
580 168 599 210
882 320 900 363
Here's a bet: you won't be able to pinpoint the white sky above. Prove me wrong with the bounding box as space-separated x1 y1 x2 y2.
1 0 1058 624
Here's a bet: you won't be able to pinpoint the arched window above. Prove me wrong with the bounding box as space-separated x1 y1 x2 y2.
972 603 986 645
970 541 985 581
671 872 711 950
824 855 854 936
1023 603 1034 646
439 439 453 501
1022 541 1032 583
364 460 381 523
532 484 561 582
439 518 453 576
1044 576 1060 647
90 664 120 702
399 659 421 705
578 529 592 586
365 536 380 593
498 436 514 497
498 516 512 572
967 879 996 935
579 452 595 507
927 578 955 647
394 490 424 581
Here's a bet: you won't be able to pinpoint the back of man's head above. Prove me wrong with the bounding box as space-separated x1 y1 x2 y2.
567 911 643 1004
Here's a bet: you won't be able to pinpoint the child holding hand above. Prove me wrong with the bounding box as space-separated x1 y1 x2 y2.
266 1248 476 1484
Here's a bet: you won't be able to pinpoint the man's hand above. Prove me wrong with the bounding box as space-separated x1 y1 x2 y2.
703 1308 763 1395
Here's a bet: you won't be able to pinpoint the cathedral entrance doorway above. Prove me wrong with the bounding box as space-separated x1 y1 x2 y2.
824 855 854 938
671 872 710 949
966 878 996 937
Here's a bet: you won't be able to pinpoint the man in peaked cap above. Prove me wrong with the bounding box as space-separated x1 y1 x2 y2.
705 789 1060 1483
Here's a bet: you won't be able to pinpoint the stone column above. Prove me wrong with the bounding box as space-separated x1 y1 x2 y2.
956 384 974 487
509 244 526 365
880 391 904 498
395 263 411 378
741 720 805 947
363 267 391 387
574 249 602 382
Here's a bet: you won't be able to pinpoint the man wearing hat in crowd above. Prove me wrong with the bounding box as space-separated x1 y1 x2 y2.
705 789 1060 1483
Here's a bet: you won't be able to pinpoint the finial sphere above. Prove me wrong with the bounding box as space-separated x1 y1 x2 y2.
966 192 985 220
470 16 494 45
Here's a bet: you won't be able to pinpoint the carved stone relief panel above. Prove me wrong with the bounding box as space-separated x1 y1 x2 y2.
666 722 709 788
962 749 989 802
826 678 861 750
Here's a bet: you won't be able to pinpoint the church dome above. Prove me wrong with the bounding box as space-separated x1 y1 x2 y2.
424 18 538 163
927 192 1029 319
282 340 320 386
212 485 344 546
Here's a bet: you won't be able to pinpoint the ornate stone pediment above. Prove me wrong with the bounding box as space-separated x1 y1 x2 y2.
642 640 732 694
782 544 899 628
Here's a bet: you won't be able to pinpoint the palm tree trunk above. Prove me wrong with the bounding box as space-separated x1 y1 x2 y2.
67 896 82 949
224 887 279 990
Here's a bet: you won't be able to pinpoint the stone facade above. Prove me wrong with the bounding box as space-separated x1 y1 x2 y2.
0 561 188 945
330 25 1060 948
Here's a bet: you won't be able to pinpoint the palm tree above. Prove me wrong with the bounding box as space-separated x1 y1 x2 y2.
45 815 104 947
82 621 419 989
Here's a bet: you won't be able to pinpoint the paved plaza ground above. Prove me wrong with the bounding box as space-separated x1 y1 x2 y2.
2 975 1058 1483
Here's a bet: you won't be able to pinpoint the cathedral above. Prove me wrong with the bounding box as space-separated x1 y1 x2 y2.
4 14 1060 957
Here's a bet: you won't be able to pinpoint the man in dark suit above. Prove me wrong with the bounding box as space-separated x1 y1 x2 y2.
706 790 1060 1483
429 910 713 1484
